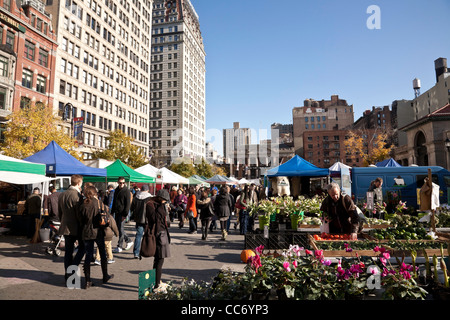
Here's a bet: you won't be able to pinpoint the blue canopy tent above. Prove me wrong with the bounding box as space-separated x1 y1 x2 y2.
375 158 402 168
24 140 107 177
266 155 330 177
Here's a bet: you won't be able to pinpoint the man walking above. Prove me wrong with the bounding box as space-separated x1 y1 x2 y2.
131 184 152 258
112 177 133 253
58 174 85 283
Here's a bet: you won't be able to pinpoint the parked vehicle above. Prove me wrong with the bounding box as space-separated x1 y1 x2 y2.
351 166 450 209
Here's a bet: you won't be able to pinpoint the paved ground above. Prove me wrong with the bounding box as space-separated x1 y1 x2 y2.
0 217 247 300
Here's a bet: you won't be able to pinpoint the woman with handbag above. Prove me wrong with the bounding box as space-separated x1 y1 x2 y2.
78 186 114 289
196 189 215 240
185 186 198 234
144 189 171 292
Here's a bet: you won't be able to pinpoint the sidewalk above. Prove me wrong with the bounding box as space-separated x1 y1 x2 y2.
0 219 246 300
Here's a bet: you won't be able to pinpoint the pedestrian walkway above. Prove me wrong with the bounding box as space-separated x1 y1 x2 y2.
0 219 246 300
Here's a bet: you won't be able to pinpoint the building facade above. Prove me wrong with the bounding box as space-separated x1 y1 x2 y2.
0 0 57 141
223 122 251 164
150 0 206 165
46 0 152 159
292 95 354 158
394 57 450 169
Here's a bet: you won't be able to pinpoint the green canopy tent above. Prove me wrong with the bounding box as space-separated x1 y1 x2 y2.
84 159 156 183
188 176 210 187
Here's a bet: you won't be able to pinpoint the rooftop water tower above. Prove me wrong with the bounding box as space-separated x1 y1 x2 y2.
413 78 421 98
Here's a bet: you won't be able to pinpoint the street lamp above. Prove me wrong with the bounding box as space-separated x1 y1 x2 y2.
445 138 450 150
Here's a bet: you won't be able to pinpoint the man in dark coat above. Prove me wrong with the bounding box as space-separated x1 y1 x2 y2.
320 182 360 239
58 174 85 283
112 177 133 252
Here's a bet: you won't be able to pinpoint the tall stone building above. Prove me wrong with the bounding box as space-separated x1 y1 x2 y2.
46 0 153 159
150 0 206 166
0 0 57 141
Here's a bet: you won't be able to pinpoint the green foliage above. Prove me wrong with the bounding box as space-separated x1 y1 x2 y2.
0 103 79 159
92 130 147 169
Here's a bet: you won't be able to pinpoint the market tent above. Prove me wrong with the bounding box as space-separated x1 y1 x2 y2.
24 141 106 177
190 174 207 181
159 167 189 185
205 174 234 185
238 178 251 184
135 165 188 185
135 164 159 178
188 176 210 187
375 158 402 167
329 161 351 173
266 155 329 177
0 154 52 184
84 159 155 183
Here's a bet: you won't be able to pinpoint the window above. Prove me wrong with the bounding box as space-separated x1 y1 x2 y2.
6 31 14 49
36 75 46 93
24 40 35 60
0 88 7 110
0 55 8 77
22 69 33 88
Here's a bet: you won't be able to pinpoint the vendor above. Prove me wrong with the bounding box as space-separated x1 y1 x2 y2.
320 183 360 240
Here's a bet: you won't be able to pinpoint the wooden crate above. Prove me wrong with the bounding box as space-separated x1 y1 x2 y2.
307 234 382 257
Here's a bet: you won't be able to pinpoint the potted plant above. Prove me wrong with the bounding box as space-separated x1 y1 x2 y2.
256 199 276 230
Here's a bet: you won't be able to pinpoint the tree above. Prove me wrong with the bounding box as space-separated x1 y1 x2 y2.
344 129 394 166
0 103 79 159
169 161 196 178
92 129 147 169
194 157 213 178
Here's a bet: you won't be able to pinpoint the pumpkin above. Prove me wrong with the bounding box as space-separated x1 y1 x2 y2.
241 249 256 263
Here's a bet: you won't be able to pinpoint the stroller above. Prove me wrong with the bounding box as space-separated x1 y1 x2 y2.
45 220 64 256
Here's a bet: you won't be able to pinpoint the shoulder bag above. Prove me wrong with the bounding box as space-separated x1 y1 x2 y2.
140 223 156 258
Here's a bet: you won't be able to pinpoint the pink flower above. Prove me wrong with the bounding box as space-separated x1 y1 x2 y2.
322 259 332 266
283 261 291 272
315 250 324 260
292 260 298 268
373 246 380 252
380 257 387 266
305 249 313 255
382 252 391 260
255 245 264 255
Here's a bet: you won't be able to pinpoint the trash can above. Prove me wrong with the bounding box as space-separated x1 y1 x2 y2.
39 228 51 242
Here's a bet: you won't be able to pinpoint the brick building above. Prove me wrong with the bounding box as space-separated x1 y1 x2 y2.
0 0 57 140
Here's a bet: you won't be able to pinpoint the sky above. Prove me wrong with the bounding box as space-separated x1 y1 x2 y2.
191 0 450 156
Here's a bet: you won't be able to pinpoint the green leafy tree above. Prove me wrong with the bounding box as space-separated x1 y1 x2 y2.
92 129 147 169
0 103 79 159
194 157 213 178
169 157 196 177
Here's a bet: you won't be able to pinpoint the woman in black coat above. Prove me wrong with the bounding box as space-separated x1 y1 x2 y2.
196 189 214 240
78 186 114 289
213 186 232 240
145 189 171 291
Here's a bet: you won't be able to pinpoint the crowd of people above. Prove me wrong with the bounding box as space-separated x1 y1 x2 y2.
23 173 266 291
20 172 379 292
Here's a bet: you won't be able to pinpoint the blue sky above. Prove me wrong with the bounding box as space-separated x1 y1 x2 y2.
192 0 450 155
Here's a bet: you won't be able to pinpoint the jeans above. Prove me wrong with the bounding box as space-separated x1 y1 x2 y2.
133 224 144 257
116 215 131 248
189 216 198 232
64 234 86 274
239 210 250 235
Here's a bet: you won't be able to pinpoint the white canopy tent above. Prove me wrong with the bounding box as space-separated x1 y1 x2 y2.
135 164 189 186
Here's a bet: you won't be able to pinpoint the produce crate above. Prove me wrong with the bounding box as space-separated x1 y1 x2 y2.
308 234 382 257
298 225 320 229
363 224 390 229
244 231 309 250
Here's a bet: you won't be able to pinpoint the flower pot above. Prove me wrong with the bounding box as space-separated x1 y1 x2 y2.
290 215 301 230
258 216 270 230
